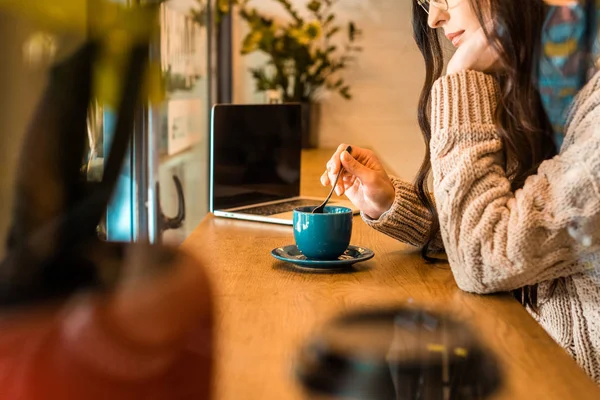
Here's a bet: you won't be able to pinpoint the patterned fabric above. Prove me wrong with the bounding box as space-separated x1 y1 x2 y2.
539 0 600 148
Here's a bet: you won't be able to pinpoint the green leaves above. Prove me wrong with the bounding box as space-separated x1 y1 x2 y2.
250 68 277 91
238 0 362 102
241 30 262 54
348 21 363 42
339 86 351 99
307 1 321 13
324 14 335 27
275 0 303 25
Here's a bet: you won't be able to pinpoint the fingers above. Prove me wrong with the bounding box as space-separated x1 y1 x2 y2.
340 150 371 181
320 171 330 186
333 145 356 195
334 173 346 196
335 151 359 196
321 144 377 198
335 150 363 196
321 143 352 187
337 150 380 196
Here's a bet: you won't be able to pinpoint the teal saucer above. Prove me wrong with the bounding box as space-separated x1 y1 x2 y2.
271 244 374 270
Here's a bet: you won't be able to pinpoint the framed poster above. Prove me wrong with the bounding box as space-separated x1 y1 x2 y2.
167 97 204 155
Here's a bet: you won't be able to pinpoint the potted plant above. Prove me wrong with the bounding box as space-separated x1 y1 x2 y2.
237 0 362 148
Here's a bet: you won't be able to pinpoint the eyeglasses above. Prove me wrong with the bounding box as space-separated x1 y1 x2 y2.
416 0 449 14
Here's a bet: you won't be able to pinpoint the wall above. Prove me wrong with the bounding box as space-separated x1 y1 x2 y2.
0 14 48 259
232 0 427 179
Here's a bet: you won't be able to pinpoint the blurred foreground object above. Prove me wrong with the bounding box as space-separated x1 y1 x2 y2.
0 244 213 399
539 0 599 146
296 306 502 399
0 0 165 106
0 2 213 399
544 0 579 4
22 31 58 68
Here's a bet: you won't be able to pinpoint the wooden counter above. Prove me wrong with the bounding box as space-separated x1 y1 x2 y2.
183 149 600 399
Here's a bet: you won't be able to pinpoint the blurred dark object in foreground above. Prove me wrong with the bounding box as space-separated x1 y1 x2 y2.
0 37 145 305
0 6 214 398
296 306 502 400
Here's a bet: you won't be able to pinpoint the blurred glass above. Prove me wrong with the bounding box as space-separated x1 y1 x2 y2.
296 306 502 400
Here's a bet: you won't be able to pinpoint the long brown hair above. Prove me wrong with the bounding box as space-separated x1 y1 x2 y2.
411 0 558 309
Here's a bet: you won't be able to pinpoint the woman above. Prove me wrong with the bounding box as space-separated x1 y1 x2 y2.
322 0 600 383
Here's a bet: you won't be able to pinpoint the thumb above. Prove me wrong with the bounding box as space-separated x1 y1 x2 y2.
341 151 370 180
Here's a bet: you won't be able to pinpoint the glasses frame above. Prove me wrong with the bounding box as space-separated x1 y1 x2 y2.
416 0 449 14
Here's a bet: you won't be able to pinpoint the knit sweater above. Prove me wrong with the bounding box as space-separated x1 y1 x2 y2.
363 70 600 384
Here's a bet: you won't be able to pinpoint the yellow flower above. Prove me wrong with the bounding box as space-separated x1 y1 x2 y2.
304 21 322 39
289 28 310 46
242 30 263 54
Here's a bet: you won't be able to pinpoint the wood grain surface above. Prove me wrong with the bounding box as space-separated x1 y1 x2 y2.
183 149 600 399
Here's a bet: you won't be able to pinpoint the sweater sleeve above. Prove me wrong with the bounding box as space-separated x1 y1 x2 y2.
430 70 600 294
361 176 444 252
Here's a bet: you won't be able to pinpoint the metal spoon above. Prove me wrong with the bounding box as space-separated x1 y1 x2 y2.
312 146 352 214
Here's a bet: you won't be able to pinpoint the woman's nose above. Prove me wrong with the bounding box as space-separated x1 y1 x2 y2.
428 7 448 29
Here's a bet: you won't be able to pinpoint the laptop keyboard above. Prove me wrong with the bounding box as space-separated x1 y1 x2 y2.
240 199 322 216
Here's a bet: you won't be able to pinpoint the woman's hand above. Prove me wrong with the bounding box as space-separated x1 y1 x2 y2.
447 25 501 75
320 144 395 220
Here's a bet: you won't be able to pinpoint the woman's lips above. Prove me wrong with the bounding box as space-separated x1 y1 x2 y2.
446 30 465 47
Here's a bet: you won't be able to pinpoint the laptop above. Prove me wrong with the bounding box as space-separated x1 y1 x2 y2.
209 103 359 225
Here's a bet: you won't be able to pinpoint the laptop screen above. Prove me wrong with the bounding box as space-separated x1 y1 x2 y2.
211 104 302 210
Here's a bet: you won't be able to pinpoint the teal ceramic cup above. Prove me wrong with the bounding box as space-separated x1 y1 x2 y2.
293 206 353 260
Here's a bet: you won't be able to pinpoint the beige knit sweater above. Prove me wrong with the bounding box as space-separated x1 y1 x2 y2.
363 70 600 383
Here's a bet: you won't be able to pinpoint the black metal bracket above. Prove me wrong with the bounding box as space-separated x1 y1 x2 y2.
157 175 186 233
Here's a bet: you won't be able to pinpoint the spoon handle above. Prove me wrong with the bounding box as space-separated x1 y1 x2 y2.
321 168 343 204
312 146 352 214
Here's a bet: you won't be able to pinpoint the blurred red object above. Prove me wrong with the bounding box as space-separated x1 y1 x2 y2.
0 245 213 400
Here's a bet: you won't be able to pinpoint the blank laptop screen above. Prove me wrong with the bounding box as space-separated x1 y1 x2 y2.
211 104 302 210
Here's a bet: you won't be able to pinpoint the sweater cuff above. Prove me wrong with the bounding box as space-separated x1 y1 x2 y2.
431 71 499 131
362 177 412 225
430 71 501 161
361 177 431 246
